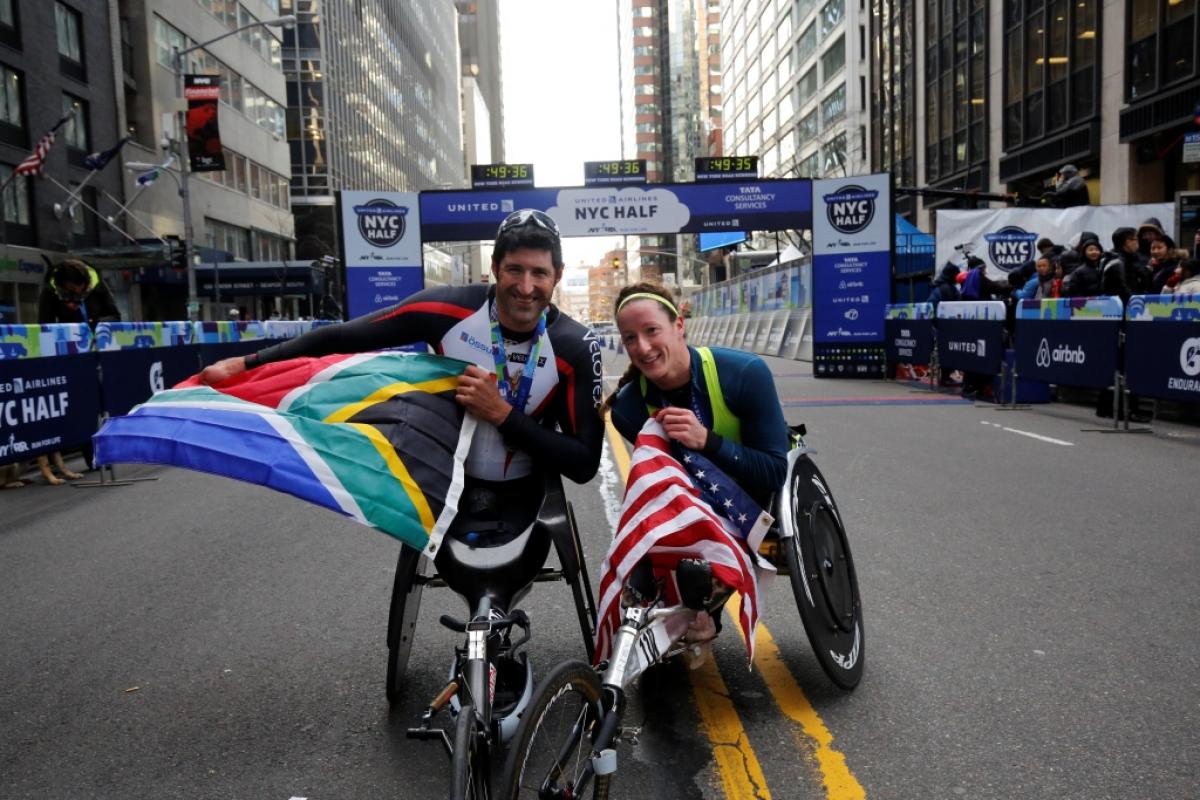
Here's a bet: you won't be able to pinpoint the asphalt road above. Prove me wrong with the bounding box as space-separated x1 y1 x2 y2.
2 349 1197 799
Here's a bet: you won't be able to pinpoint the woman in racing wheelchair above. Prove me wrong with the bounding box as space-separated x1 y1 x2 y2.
600 281 790 652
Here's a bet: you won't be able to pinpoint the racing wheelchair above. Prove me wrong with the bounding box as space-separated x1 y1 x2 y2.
389 471 598 800
498 425 864 799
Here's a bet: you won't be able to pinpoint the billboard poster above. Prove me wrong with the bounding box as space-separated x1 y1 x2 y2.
339 191 423 319
811 173 892 377
184 75 226 173
418 180 813 242
935 203 1175 281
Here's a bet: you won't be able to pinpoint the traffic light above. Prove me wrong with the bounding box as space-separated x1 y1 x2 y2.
612 256 621 269
170 242 187 272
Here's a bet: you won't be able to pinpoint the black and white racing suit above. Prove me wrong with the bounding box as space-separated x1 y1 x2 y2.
248 284 605 486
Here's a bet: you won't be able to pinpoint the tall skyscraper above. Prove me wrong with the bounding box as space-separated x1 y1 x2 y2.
281 0 466 261
618 0 722 286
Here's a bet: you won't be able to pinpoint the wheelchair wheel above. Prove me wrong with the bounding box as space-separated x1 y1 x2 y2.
451 703 489 800
386 544 428 704
782 454 865 690
565 500 598 662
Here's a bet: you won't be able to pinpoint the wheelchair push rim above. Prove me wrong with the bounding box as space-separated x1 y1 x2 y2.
781 453 865 690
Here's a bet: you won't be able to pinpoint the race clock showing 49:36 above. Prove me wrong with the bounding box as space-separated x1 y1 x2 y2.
470 163 535 188
583 159 648 186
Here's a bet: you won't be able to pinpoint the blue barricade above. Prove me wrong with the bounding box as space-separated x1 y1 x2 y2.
1014 297 1123 389
884 303 935 365
0 324 101 464
94 322 200 417
1124 294 1200 402
935 301 1005 375
195 320 273 366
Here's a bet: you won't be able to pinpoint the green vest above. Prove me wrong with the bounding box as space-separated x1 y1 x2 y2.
639 346 741 443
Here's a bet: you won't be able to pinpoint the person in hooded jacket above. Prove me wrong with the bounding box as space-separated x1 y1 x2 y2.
1100 227 1152 301
1148 234 1187 294
1136 218 1166 259
1014 254 1059 300
1044 164 1090 208
38 259 120 325
1163 259 1200 295
927 263 960 309
1060 235 1102 297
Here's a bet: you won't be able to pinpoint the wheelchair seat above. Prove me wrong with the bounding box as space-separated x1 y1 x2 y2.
434 474 554 612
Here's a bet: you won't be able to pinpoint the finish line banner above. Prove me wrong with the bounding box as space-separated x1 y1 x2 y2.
418 180 813 242
935 203 1175 281
811 173 892 378
339 191 423 319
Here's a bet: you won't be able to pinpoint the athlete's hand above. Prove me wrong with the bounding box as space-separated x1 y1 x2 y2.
457 365 512 426
655 407 709 450
199 356 247 386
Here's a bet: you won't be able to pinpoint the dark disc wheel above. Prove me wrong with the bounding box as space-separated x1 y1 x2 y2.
451 703 490 800
386 544 428 704
783 454 865 690
499 660 608 800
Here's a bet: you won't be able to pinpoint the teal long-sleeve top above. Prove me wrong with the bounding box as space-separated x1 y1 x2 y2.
610 345 789 497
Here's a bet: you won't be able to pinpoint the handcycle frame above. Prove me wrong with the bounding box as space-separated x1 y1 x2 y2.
392 472 599 799
498 428 865 799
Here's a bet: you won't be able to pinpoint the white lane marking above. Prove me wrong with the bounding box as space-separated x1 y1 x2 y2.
980 420 1074 446
597 438 624 532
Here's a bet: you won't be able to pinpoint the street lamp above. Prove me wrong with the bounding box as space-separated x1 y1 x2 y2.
167 14 296 320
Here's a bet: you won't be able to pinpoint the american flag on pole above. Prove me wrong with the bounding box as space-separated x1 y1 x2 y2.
594 419 774 665
14 113 73 177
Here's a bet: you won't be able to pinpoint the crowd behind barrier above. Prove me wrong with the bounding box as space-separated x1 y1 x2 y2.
883 293 1200 412
0 320 333 466
688 259 815 360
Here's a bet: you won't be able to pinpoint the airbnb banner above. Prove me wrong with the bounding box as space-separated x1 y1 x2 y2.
1014 298 1121 389
185 75 226 173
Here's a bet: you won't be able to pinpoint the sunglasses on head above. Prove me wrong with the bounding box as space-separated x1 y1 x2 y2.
497 209 560 239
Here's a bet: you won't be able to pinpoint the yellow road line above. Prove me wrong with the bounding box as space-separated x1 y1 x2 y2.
606 418 768 798
728 596 866 800
606 416 865 800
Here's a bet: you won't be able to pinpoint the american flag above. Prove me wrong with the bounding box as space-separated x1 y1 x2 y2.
14 113 73 178
594 419 774 665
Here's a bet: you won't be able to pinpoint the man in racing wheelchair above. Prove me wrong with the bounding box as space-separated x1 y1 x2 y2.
201 209 606 699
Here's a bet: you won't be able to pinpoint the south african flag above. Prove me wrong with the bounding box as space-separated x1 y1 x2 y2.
93 352 476 555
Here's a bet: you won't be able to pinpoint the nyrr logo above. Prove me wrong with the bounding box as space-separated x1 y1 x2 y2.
354 199 409 247
984 226 1039 272
823 185 878 234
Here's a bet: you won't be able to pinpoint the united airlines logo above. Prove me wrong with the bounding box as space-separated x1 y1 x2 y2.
984 226 1039 272
354 199 408 247
823 185 878 234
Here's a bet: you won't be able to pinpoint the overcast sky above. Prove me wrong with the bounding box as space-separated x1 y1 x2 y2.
498 0 623 269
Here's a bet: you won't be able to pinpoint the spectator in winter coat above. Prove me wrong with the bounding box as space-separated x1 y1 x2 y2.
927 263 961 309
1015 255 1059 300
1164 259 1200 295
1007 237 1062 292
1136 218 1166 259
960 257 1009 301
1148 235 1186 294
1045 164 1090 208
1101 227 1152 301
1061 236 1102 297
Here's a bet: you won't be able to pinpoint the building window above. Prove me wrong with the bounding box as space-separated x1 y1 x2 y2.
0 64 21 131
1128 0 1197 100
821 82 846 125
1 163 30 225
923 0 988 181
798 151 819 177
823 132 847 175
797 109 818 144
0 0 19 50
820 0 844 36
798 66 818 104
798 22 816 60
821 35 846 83
55 3 83 63
62 94 88 151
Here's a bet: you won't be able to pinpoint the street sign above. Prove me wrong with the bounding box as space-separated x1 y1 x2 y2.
1183 132 1200 164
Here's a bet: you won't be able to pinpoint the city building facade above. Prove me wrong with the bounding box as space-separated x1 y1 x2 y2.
618 0 723 286
870 0 1199 230
0 0 127 322
723 0 872 185
281 0 466 275
116 0 295 320
589 249 624 322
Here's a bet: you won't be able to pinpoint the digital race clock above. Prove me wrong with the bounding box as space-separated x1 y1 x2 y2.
583 159 648 186
470 163 535 188
694 156 759 181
